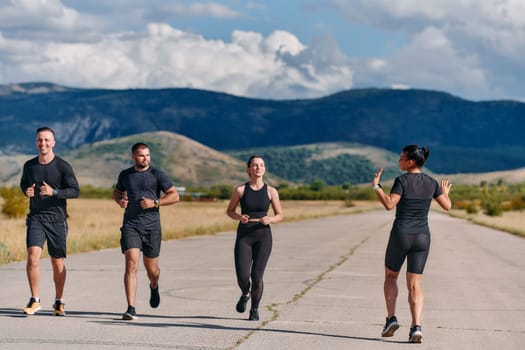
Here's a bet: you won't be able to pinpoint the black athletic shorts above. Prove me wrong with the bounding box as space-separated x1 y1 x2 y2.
120 226 161 258
26 216 68 258
385 231 430 274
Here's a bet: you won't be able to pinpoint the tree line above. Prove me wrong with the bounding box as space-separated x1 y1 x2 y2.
3 180 525 219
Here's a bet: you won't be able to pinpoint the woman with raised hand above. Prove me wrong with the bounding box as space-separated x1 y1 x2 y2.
373 145 452 343
226 155 283 321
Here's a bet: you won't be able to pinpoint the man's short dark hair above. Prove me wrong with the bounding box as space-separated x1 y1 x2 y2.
36 126 55 137
131 142 149 154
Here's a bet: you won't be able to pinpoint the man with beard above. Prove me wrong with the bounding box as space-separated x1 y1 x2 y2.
113 142 179 320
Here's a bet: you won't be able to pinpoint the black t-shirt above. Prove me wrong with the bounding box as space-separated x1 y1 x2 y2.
390 173 442 235
116 166 174 229
20 155 80 222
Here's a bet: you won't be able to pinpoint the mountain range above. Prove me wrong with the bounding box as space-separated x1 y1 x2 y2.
2 131 524 189
0 131 291 188
1 82 525 175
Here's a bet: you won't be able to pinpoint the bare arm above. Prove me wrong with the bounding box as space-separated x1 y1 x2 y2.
158 186 180 206
435 178 452 211
373 168 401 210
226 185 249 224
113 188 128 208
140 186 180 209
263 186 283 225
375 189 401 210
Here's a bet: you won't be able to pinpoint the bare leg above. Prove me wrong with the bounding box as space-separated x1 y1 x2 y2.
407 272 424 326
124 248 140 307
143 256 160 289
51 257 66 299
26 246 42 298
384 267 400 317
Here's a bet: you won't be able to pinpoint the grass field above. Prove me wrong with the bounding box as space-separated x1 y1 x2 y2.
0 199 382 265
1 199 523 266
448 209 525 237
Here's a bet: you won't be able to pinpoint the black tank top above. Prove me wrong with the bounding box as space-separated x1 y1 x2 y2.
240 182 270 219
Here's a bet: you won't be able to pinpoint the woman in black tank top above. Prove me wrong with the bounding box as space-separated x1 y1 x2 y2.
226 155 283 321
373 145 452 343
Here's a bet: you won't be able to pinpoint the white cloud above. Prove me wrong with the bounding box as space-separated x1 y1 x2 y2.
0 1 354 99
331 0 525 100
0 0 77 31
2 0 525 101
391 84 410 90
160 2 240 18
0 19 354 99
390 27 491 95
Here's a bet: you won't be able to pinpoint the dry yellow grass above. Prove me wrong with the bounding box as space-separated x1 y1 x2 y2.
448 209 525 237
2 199 522 265
0 199 382 265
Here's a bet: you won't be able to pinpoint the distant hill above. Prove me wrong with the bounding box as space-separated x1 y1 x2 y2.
444 168 525 185
228 143 404 185
1 82 525 173
3 132 523 189
0 131 284 188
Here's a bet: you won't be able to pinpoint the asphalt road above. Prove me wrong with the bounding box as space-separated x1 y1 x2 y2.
0 210 524 349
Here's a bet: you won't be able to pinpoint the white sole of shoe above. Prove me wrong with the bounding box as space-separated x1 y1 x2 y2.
409 332 423 343
122 313 138 320
382 323 399 337
23 306 41 315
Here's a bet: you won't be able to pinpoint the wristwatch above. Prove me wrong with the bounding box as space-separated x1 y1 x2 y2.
373 184 382 190
154 199 160 208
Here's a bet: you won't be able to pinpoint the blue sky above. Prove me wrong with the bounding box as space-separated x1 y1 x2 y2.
0 0 524 101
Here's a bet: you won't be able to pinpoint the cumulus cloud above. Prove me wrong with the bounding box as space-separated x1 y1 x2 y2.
0 0 105 41
2 0 525 101
331 0 525 100
0 17 353 99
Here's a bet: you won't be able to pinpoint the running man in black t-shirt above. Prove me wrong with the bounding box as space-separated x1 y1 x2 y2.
20 127 80 316
113 142 179 320
373 145 452 343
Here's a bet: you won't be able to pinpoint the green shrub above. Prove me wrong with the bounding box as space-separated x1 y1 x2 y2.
80 185 113 199
1 186 28 218
349 186 378 201
479 182 506 216
509 194 525 210
453 199 479 214
466 202 479 214
0 242 13 264
483 200 503 216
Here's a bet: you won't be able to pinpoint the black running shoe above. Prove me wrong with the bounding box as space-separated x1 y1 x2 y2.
409 325 423 343
381 316 400 337
248 309 259 321
236 295 250 313
53 300 66 316
122 306 138 320
150 285 160 308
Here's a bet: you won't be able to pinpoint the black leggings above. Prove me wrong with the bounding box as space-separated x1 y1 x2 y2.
385 232 430 274
234 224 273 310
